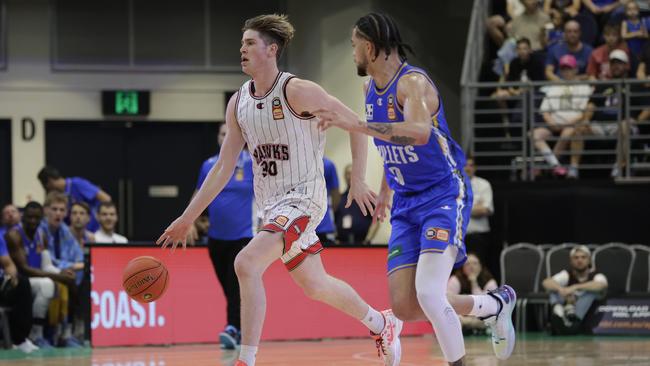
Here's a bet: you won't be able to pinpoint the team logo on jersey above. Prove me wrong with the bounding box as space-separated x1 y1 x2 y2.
425 227 450 242
377 98 383 106
387 94 396 120
272 97 284 120
256 102 264 109
366 104 374 119
235 167 244 181
273 215 289 227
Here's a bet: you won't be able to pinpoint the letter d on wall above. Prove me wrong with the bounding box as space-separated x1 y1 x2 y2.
21 117 35 141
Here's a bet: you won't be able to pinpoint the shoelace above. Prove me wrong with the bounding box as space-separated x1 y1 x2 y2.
374 336 387 357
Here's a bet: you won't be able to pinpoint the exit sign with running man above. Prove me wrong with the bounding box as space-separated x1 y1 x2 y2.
102 90 150 116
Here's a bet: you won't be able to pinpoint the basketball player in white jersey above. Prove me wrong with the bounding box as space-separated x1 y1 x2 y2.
157 14 402 366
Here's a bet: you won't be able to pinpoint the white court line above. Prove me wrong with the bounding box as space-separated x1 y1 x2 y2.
352 351 445 366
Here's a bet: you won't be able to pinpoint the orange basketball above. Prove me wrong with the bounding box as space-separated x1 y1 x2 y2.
122 256 169 303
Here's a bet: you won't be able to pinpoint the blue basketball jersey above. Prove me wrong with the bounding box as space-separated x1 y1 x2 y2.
366 62 467 195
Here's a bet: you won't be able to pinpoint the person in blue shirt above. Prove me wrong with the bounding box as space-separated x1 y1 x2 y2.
315 157 341 245
0 233 36 352
313 12 518 364
195 122 254 349
545 20 593 81
1 204 21 238
621 0 648 60
37 166 111 232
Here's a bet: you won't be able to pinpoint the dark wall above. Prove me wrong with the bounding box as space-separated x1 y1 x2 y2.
373 0 473 139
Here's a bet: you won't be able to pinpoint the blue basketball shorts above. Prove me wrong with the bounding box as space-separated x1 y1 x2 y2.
386 172 473 275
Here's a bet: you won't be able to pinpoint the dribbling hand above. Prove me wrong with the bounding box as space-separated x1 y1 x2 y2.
157 215 194 251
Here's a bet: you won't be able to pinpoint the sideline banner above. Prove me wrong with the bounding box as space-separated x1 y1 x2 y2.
90 246 432 346
592 298 650 335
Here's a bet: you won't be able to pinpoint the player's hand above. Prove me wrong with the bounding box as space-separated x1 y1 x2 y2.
312 108 359 132
372 189 392 224
187 223 199 246
348 178 377 216
157 215 194 251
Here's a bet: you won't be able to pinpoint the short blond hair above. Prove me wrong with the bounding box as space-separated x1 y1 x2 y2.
44 191 68 207
242 14 295 59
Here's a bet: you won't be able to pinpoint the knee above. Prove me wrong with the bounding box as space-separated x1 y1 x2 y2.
299 278 330 302
532 128 544 141
234 251 261 280
415 283 447 313
561 127 575 137
391 303 421 322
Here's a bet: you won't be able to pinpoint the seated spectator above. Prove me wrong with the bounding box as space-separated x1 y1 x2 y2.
6 202 74 348
546 20 594 80
582 50 650 177
447 253 498 335
622 0 648 61
316 157 341 246
511 0 551 51
588 23 631 79
542 245 607 335
535 54 593 178
334 164 379 245
543 0 581 17
69 202 95 248
464 158 494 267
1 204 21 237
94 202 128 243
582 0 627 28
194 210 210 245
37 166 111 232
0 233 36 352
543 8 569 50
486 0 526 49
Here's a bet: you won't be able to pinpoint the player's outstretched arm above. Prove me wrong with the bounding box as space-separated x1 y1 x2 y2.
157 92 245 250
313 73 435 146
285 78 376 215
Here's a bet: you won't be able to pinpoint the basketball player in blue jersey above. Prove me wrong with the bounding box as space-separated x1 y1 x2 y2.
313 13 516 365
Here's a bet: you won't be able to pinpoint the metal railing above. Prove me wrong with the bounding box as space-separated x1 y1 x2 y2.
465 79 650 181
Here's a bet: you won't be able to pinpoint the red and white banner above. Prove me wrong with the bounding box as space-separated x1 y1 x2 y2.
90 246 432 346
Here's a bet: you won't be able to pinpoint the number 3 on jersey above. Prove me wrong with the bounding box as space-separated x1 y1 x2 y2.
388 166 405 185
261 161 278 177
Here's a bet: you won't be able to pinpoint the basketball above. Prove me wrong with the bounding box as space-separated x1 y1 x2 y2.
122 256 169 303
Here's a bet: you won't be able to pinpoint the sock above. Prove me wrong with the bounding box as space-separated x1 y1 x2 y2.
239 345 258 366
63 322 73 339
360 306 385 334
468 295 500 318
541 148 560 167
30 323 44 340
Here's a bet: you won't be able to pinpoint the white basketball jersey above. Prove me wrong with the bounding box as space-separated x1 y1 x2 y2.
235 72 327 212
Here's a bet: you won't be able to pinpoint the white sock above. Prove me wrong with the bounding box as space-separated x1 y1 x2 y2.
239 345 258 366
30 324 43 340
468 295 500 318
63 323 73 339
360 307 385 334
541 148 560 167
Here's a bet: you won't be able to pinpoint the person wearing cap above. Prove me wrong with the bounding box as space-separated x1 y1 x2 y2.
545 20 593 81
587 23 630 80
542 245 608 335
582 49 650 178
535 54 592 178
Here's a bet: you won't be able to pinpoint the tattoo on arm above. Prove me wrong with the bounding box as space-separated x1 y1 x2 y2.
390 135 417 145
366 123 417 145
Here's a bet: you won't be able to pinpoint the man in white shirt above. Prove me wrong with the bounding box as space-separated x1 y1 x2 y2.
542 245 608 334
464 158 494 268
94 202 127 243
534 54 592 178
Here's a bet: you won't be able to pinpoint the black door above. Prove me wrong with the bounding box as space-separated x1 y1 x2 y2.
0 120 11 206
45 120 219 240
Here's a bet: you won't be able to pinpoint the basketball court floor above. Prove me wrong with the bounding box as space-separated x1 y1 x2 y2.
1 334 649 365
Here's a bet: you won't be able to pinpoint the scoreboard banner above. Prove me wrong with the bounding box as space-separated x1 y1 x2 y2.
90 245 432 346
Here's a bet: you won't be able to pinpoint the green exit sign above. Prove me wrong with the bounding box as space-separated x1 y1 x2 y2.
102 90 150 116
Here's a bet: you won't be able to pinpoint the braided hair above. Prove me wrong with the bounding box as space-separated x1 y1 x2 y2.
354 13 414 61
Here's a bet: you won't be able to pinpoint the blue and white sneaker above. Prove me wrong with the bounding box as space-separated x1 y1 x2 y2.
219 325 240 350
32 337 54 349
61 336 83 348
484 285 517 360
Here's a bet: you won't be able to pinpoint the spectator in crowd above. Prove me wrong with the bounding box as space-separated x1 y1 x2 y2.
194 210 210 245
622 0 648 60
6 202 74 348
69 202 95 248
542 245 608 334
447 253 498 335
511 0 551 51
582 0 627 28
543 8 569 50
195 121 254 349
335 164 379 245
535 55 593 178
544 0 581 17
582 50 650 177
1 204 21 237
464 158 494 265
546 20 594 80
316 157 341 246
486 0 527 49
588 23 630 79
0 234 36 353
94 202 128 243
37 166 111 232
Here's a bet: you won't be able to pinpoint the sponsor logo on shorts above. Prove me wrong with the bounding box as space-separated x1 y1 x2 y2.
387 245 402 260
425 227 450 242
273 215 289 227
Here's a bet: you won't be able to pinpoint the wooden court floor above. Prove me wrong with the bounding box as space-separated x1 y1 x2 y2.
1 334 649 365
